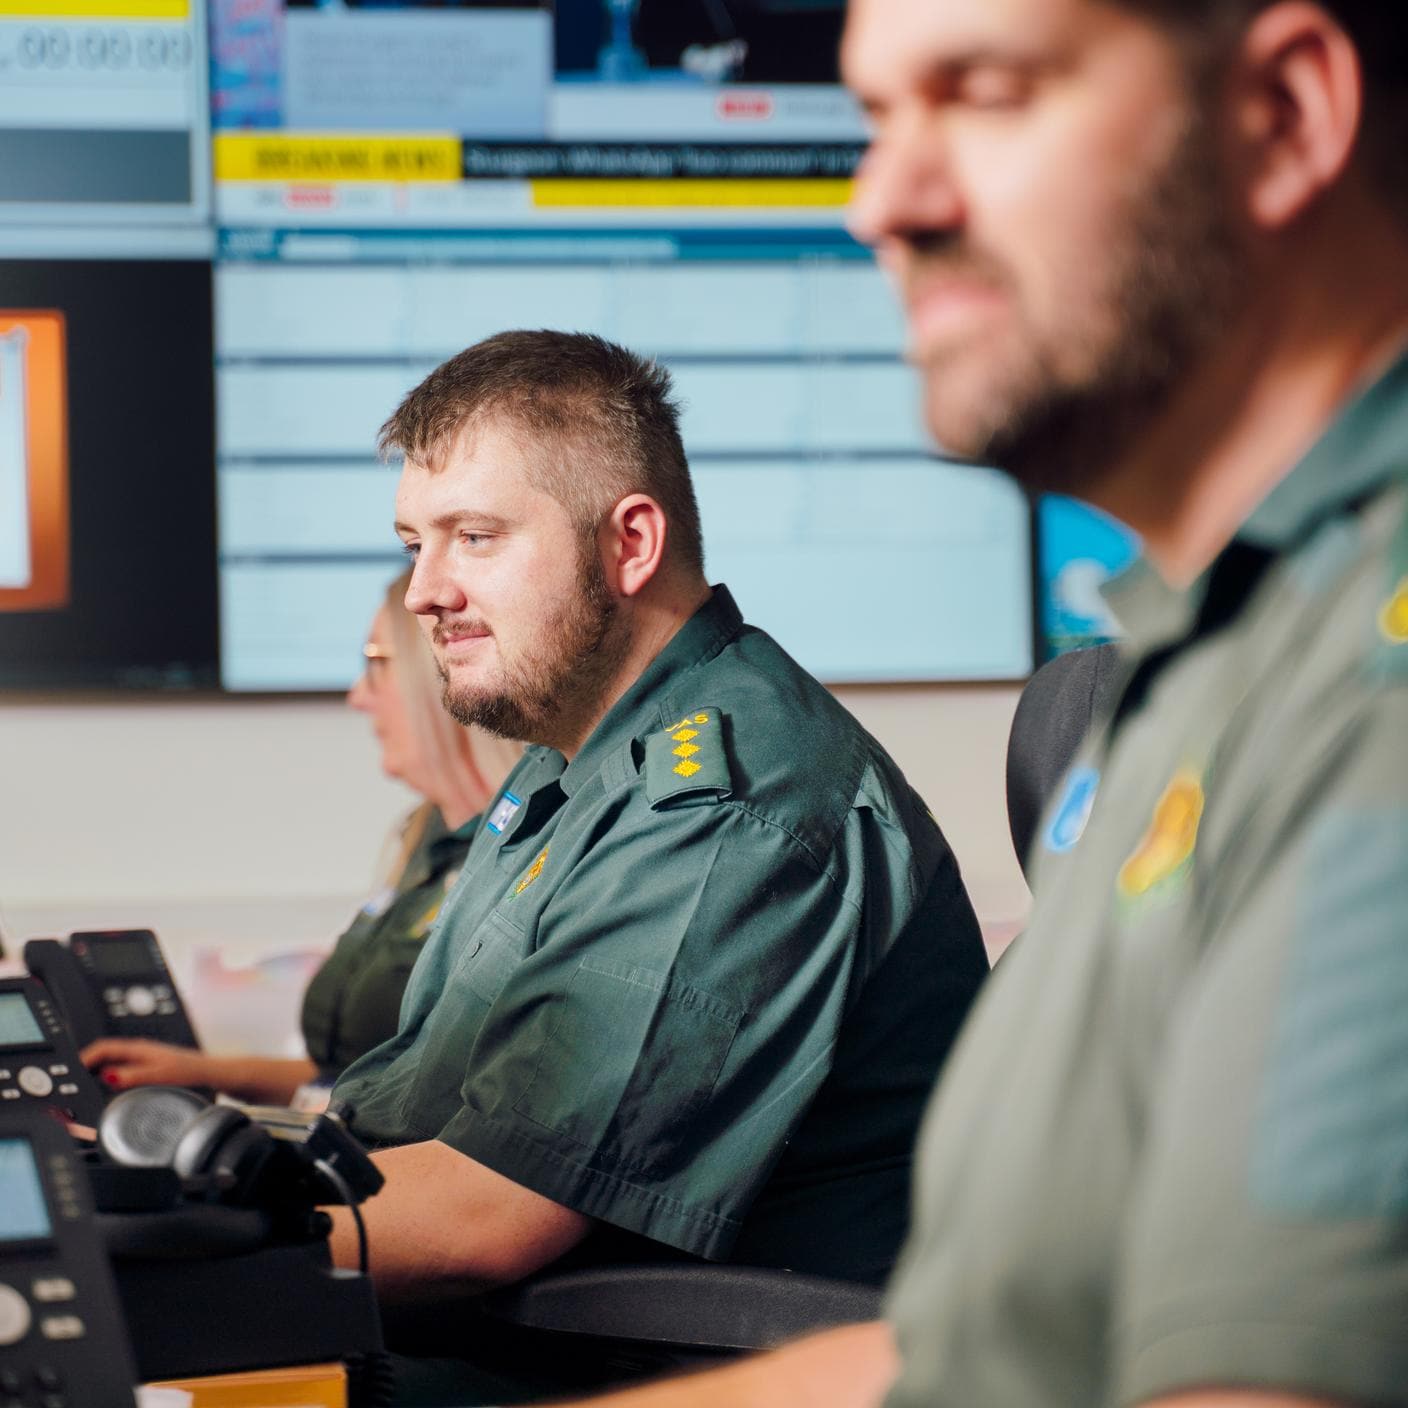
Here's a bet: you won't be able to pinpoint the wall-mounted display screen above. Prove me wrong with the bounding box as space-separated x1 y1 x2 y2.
0 1138 52 1243
0 257 218 689
209 0 1034 690
0 0 1044 691
0 0 209 224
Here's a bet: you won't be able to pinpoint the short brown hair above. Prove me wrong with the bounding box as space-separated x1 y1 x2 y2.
379 330 705 578
1120 0 1407 222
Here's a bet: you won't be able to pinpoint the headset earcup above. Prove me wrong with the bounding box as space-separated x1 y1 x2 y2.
98 1086 211 1167
172 1104 250 1179
173 1104 277 1204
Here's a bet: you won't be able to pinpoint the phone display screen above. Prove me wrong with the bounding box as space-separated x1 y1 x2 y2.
0 1138 52 1242
0 992 43 1048
86 937 155 979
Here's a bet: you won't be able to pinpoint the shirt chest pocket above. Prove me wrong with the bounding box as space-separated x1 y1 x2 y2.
513 958 744 1173
457 907 530 1006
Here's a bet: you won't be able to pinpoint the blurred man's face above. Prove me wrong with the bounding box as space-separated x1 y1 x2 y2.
843 0 1245 494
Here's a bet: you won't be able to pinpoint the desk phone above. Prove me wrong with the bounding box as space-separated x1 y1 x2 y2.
24 932 199 1053
0 980 105 1127
0 1107 139 1408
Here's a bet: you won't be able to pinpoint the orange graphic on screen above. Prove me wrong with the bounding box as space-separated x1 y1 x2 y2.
0 311 69 611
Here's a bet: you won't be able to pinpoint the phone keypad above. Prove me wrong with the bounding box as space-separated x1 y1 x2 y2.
37 1318 83 1342
0 1281 83 1405
0 1363 70 1408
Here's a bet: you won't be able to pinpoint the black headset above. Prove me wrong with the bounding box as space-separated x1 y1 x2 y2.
98 1086 279 1206
97 1085 383 1219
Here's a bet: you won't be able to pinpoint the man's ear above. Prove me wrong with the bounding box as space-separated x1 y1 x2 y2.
604 493 668 598
1231 2 1364 230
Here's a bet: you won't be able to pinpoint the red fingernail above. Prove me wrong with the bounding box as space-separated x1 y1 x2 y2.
103 1071 121 1087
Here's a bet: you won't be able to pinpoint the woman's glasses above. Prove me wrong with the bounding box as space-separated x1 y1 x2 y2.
362 643 393 680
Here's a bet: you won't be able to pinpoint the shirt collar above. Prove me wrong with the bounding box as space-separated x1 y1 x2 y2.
401 805 456 885
1102 344 1408 652
558 584 744 798
1242 342 1408 549
1099 556 1200 655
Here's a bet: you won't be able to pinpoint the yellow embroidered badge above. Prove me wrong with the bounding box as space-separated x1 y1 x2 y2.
1377 575 1408 644
408 898 442 938
1118 770 1204 900
514 847 549 897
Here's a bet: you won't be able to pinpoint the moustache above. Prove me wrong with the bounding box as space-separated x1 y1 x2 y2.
431 618 493 647
887 231 1011 287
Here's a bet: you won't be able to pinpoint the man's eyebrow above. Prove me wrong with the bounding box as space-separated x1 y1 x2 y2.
850 47 1050 105
394 510 513 537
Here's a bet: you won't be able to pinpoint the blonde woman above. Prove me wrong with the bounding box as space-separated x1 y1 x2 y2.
82 570 521 1104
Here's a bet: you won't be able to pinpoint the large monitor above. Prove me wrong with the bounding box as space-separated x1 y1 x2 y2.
0 0 1041 691
209 0 1035 690
0 252 219 689
0 0 218 689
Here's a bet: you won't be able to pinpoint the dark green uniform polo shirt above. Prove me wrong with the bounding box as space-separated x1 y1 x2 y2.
886 348 1408 1405
334 585 987 1283
301 806 476 1079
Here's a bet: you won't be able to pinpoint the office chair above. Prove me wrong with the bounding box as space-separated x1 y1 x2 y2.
470 645 1124 1380
1005 644 1122 878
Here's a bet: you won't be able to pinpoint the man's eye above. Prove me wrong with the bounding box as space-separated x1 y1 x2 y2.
460 531 489 548
955 67 1031 109
400 541 420 559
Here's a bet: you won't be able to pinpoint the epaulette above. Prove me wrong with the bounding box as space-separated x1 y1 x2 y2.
645 707 733 809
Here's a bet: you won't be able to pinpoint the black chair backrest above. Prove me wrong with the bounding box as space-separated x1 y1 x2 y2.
1005 644 1122 879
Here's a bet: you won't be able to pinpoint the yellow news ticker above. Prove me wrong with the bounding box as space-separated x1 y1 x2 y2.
0 0 187 13
214 135 463 184
213 137 851 206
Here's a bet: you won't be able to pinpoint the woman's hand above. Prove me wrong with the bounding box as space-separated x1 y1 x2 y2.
80 1037 211 1092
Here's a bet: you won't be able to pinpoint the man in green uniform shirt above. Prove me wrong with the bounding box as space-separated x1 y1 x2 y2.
325 333 988 1346
540 0 1408 1406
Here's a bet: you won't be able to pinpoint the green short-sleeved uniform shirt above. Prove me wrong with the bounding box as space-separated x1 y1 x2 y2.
300 807 476 1080
334 586 987 1282
885 349 1408 1406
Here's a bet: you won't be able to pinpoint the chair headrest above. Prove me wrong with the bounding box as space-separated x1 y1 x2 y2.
1006 644 1122 879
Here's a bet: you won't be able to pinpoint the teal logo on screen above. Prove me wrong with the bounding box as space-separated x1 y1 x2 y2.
1040 497 1139 655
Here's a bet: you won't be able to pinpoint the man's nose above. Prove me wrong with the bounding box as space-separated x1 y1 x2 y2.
847 111 963 252
404 550 463 617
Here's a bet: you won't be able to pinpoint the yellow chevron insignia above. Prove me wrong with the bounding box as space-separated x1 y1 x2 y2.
646 705 732 808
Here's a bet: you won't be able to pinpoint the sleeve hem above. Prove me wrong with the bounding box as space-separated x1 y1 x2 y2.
436 1110 741 1262
1118 1318 1408 1408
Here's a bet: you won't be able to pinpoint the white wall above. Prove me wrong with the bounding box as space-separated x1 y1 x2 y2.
0 686 1028 1046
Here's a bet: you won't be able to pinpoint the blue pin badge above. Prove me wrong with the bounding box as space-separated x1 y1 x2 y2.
485 790 522 836
1045 766 1100 854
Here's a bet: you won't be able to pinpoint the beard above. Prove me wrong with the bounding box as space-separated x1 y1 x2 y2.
912 100 1246 498
437 538 629 747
